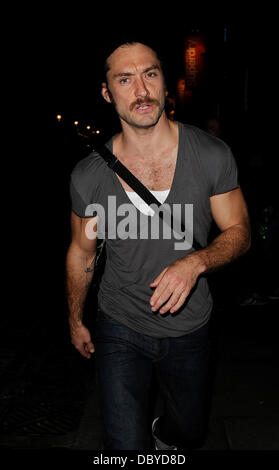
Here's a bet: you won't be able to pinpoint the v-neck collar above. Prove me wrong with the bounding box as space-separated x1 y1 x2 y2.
106 121 182 214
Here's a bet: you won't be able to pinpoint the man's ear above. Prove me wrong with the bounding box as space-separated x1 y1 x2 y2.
101 82 112 103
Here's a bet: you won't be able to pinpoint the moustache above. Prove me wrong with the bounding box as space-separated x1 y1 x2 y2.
130 98 160 111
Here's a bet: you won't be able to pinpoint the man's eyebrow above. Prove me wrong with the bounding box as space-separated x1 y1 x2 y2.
143 64 161 74
112 64 161 79
113 71 134 79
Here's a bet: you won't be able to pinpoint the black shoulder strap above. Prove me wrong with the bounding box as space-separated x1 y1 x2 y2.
92 144 203 251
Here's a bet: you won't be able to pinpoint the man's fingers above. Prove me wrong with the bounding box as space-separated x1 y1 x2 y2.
158 290 183 314
73 341 95 359
77 345 91 359
151 278 191 313
84 342 95 359
149 257 200 314
165 290 189 314
70 324 95 359
85 341 95 353
150 273 184 310
150 282 173 309
149 267 168 287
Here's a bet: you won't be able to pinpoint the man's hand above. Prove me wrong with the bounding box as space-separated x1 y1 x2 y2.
69 322 95 359
149 255 205 314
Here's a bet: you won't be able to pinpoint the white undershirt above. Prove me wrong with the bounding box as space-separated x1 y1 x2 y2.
125 189 170 216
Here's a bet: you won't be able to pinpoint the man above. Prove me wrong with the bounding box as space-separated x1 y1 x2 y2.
66 39 251 450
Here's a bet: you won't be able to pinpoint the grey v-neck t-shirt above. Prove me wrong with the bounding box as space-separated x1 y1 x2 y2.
70 122 238 337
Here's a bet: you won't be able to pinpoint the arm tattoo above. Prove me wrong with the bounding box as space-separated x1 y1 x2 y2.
85 258 95 288
84 266 94 273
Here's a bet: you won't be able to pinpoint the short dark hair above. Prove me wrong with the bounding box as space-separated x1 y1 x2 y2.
101 35 165 83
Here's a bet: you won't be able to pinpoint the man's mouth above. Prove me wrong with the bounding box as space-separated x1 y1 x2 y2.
130 98 159 112
137 104 151 109
134 102 154 113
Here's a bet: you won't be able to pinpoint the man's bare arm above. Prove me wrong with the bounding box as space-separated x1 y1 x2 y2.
66 211 98 358
194 186 251 273
149 187 251 314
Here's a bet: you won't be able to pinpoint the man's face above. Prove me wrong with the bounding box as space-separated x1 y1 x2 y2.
102 43 166 129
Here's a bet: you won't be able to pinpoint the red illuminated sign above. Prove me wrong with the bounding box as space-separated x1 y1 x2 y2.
184 35 206 89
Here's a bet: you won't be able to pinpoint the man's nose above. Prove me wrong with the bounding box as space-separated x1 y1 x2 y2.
134 77 149 98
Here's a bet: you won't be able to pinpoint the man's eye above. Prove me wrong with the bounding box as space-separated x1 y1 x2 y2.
147 72 157 78
120 78 129 84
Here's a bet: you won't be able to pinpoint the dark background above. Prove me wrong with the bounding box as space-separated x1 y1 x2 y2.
34 18 277 309
3 13 279 457
15 12 278 391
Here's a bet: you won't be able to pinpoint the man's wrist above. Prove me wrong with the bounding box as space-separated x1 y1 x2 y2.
187 251 208 276
69 316 83 330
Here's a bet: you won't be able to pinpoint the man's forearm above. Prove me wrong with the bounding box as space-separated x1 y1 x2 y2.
66 245 96 327
190 223 251 275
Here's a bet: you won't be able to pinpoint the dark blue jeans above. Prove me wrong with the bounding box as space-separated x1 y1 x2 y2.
94 310 210 450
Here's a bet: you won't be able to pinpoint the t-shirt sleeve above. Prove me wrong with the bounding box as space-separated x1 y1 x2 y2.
69 178 91 218
210 143 239 196
69 155 98 218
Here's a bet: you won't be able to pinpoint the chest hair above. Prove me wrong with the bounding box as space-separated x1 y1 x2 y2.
116 151 177 191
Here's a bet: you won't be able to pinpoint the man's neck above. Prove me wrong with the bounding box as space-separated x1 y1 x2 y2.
115 114 178 160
